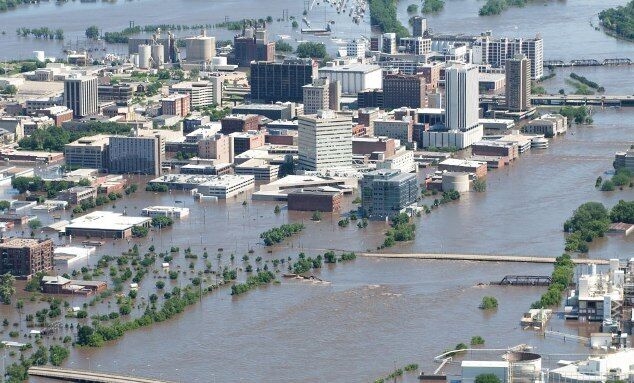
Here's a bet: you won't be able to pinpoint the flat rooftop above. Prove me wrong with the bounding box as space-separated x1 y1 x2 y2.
0 238 49 248
66 211 150 231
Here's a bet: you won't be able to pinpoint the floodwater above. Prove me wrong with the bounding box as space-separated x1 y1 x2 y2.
0 0 632 381
9 108 632 383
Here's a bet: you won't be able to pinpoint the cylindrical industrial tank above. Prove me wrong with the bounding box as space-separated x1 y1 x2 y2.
151 44 164 68
506 352 542 383
129 53 139 67
442 172 470 193
33 51 45 62
138 44 151 69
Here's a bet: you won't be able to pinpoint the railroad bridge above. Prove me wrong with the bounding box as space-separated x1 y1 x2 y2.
543 58 632 67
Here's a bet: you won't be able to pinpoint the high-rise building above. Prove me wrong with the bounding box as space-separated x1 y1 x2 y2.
98 84 134 105
185 30 215 63
303 78 330 115
0 238 54 277
328 80 341 111
170 79 222 108
411 16 427 37
346 39 366 59
64 75 98 118
233 23 275 67
64 134 111 171
357 89 384 109
198 133 233 163
108 136 165 175
505 54 531 112
472 35 544 80
445 63 479 131
361 169 418 220
161 93 190 117
382 33 397 54
250 59 317 103
298 110 352 171
398 37 432 55
383 73 427 110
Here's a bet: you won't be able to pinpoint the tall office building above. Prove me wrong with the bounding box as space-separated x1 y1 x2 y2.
346 39 366 59
108 136 165 175
411 16 427 37
250 58 317 103
361 169 418 220
381 33 397 54
298 110 352 171
472 35 543 80
64 75 98 118
383 73 427 110
233 23 275 67
303 78 330 115
445 63 479 131
505 54 531 112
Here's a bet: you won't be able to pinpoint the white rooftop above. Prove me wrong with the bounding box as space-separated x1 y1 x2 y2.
66 211 150 231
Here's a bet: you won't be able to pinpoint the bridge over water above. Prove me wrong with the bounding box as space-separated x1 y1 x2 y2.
481 94 634 107
359 252 610 265
543 58 632 67
28 366 175 383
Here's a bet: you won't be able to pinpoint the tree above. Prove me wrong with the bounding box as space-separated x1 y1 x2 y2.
0 273 15 304
28 219 42 230
311 210 322 221
610 200 634 223
49 345 70 366
471 336 485 345
76 325 94 345
151 216 174 228
0 200 10 210
275 40 293 52
2 85 17 95
473 178 487 192
296 42 328 59
274 205 281 214
85 25 99 39
475 374 502 383
479 296 498 310
78 178 92 187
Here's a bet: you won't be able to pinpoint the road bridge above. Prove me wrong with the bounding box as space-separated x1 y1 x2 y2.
28 366 174 383
480 94 634 107
359 252 610 265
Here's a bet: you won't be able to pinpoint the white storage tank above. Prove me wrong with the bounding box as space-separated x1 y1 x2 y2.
129 53 139 67
138 44 151 69
442 172 470 193
151 43 164 68
505 351 542 383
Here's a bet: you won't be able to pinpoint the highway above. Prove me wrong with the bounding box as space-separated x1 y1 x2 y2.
359 252 610 265
28 366 175 383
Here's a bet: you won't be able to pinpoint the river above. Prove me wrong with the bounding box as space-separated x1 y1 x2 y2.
0 0 632 382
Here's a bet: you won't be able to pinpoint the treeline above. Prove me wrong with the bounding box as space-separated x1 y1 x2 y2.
383 212 416 248
422 0 445 14
18 122 131 152
599 1 634 40
296 42 328 59
76 284 209 347
0 0 30 12
231 271 276 295
479 0 530 16
569 73 604 92
598 168 633 191
562 201 633 252
531 254 574 308
368 0 410 38
260 223 304 246
16 27 64 40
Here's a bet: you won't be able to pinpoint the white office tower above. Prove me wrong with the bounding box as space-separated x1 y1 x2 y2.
445 63 479 131
422 63 482 149
346 39 366 59
64 75 98 118
298 110 352 172
303 78 330 115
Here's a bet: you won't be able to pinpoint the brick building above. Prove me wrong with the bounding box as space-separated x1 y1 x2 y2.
287 189 343 212
0 238 54 278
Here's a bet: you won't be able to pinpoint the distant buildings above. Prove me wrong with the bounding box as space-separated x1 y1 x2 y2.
250 59 317 103
383 73 426 110
161 93 190 117
381 33 397 54
361 169 418 220
614 148 634 171
221 114 260 134
298 110 352 172
64 135 110 171
0 238 53 277
197 133 233 163
233 23 275 67
170 79 222 108
357 88 384 109
64 75 98 118
108 136 165 175
98 84 134 105
373 118 413 142
523 114 567 137
346 39 366 59
230 130 265 156
318 63 382 95
195 174 255 199
473 35 544 80
64 211 152 239
505 54 531 112
232 102 296 121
